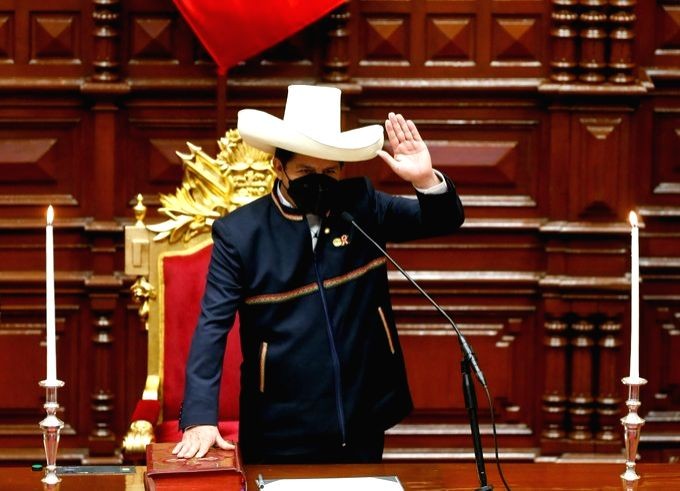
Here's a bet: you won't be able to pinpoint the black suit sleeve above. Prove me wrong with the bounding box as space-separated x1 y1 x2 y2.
373 174 465 243
180 219 243 430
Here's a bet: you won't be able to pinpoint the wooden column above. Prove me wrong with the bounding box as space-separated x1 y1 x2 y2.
541 319 569 447
568 318 595 446
92 0 121 82
82 0 128 457
322 4 351 83
550 0 579 82
88 295 117 454
579 0 608 83
595 319 624 450
608 0 636 84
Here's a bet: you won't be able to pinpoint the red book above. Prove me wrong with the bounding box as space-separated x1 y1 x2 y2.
144 442 245 491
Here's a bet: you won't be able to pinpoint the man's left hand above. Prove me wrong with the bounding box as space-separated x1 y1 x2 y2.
377 113 439 189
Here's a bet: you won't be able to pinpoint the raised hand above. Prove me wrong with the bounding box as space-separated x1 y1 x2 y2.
377 113 439 189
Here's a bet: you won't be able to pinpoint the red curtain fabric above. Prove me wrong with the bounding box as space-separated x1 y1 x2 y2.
173 0 348 74
162 244 242 422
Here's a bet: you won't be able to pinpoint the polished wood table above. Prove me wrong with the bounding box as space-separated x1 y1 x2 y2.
1 462 679 490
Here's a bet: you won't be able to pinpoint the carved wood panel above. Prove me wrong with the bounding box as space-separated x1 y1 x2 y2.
0 109 85 213
0 301 80 440
653 2 680 70
568 112 631 220
353 0 548 78
651 108 680 198
0 0 90 78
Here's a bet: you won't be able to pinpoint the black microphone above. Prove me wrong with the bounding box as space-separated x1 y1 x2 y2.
340 211 487 388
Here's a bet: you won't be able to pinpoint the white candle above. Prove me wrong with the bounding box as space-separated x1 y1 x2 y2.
629 211 639 380
46 205 57 382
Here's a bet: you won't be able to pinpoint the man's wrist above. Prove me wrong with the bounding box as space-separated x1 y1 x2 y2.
413 171 440 189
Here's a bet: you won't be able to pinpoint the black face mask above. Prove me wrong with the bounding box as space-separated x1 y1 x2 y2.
284 172 339 216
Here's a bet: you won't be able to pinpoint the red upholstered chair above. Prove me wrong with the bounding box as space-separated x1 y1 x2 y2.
122 131 274 460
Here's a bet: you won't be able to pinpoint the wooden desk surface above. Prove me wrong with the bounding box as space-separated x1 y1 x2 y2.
1 462 678 490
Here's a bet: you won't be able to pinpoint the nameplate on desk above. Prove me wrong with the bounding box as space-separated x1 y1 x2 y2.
56 466 137 475
259 476 403 490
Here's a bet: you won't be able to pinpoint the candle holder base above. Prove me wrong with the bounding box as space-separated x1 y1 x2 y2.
39 379 65 488
42 466 61 488
620 377 646 488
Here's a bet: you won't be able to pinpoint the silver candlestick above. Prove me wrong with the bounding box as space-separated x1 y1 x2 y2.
620 376 647 489
39 379 65 488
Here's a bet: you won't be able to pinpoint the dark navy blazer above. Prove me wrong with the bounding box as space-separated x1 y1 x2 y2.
180 176 464 462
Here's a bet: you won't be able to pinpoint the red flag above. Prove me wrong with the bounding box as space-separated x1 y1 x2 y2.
174 0 347 74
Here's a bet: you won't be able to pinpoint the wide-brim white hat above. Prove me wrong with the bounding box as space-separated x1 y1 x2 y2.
237 85 384 162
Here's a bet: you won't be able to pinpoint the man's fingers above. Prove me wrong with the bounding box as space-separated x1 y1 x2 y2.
196 438 212 459
377 150 398 167
185 441 200 459
177 437 198 458
377 150 405 177
215 434 235 450
389 112 406 141
384 118 400 151
172 441 183 455
407 119 423 142
396 114 413 140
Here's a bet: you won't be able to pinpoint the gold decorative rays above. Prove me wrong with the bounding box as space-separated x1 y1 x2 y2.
148 130 275 243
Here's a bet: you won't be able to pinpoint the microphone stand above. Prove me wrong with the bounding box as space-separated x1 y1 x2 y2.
462 357 493 491
341 212 493 491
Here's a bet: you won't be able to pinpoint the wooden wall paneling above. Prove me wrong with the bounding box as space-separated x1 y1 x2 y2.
352 0 548 79
0 0 93 86
388 226 544 273
123 0 203 80
538 218 631 455
489 0 546 77
121 99 225 211
0 99 85 215
384 241 539 457
651 106 680 200
650 1 680 75
568 109 632 221
551 100 639 223
0 273 88 461
636 207 680 460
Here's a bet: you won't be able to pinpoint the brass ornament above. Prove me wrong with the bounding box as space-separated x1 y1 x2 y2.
122 420 155 455
148 130 275 243
130 276 156 330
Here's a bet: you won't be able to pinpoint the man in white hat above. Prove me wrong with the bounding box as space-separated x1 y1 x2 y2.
173 85 465 463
